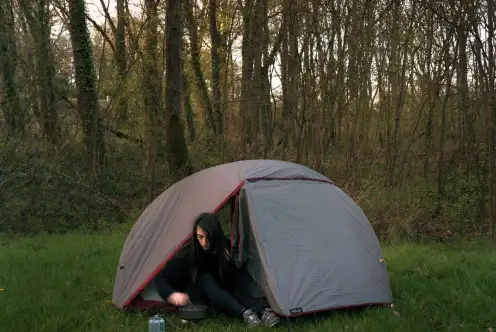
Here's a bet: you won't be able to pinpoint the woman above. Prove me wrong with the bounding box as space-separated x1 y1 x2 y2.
154 213 280 327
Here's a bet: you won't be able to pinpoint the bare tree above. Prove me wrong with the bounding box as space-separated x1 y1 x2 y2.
183 0 216 134
141 0 164 204
18 0 60 143
115 0 128 124
210 0 223 135
487 0 496 234
0 0 24 136
165 0 192 177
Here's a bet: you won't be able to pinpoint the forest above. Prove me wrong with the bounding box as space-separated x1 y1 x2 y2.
0 0 495 240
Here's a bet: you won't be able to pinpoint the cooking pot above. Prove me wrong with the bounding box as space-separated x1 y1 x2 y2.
178 304 210 321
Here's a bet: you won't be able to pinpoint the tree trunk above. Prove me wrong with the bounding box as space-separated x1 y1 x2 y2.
423 15 434 178
37 0 60 144
386 0 401 186
165 0 193 177
209 0 223 135
280 0 289 157
115 0 128 124
487 0 496 235
67 0 106 180
18 0 60 143
142 0 163 205
0 0 24 136
434 26 455 221
260 0 281 153
183 0 216 134
182 58 196 141
240 0 255 148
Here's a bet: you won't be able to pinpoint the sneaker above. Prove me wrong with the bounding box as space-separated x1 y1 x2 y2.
242 308 263 327
261 308 281 327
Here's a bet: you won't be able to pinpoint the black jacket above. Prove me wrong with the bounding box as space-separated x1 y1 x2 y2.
154 238 239 301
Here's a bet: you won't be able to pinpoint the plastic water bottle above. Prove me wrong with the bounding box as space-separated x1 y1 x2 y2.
148 314 166 332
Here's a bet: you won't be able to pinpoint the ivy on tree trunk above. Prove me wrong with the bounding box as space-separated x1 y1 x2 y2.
67 0 106 180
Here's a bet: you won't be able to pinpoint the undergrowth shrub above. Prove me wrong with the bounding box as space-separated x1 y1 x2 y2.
0 135 489 240
0 138 141 234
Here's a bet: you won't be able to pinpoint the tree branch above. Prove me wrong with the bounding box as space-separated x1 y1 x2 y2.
86 14 117 55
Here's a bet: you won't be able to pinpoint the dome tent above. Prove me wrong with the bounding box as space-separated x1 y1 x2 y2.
111 159 393 316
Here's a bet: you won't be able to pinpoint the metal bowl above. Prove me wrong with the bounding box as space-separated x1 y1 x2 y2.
178 304 210 321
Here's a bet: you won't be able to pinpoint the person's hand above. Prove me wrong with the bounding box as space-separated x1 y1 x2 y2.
167 292 190 306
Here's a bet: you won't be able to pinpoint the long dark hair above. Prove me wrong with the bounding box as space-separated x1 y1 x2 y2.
190 213 229 285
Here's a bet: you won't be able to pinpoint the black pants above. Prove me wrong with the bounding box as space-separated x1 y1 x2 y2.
192 274 266 317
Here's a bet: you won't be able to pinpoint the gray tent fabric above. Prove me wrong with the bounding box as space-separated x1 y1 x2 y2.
111 159 393 314
243 179 392 315
232 189 269 299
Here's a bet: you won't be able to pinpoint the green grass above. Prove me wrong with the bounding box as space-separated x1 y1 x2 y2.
1 228 496 332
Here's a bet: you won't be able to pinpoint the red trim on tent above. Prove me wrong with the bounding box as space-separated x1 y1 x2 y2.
122 181 246 309
213 181 246 214
245 176 334 185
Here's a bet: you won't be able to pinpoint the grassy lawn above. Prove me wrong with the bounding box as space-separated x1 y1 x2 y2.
1 228 495 332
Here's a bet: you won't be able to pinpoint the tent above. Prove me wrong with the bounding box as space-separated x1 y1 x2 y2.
111 159 393 316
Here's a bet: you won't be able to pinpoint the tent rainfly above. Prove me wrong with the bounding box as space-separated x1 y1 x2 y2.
112 159 393 316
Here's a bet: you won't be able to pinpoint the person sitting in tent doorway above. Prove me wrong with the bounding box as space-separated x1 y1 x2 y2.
154 213 281 327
